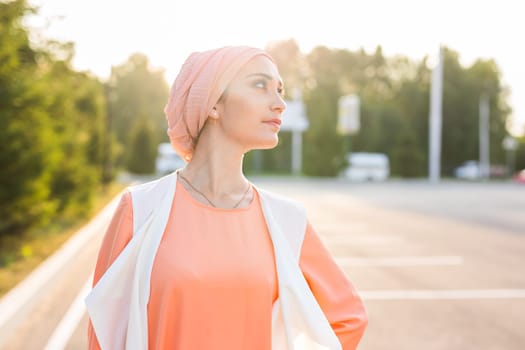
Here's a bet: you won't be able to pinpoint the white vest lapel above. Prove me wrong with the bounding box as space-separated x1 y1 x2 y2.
257 189 342 350
85 173 177 349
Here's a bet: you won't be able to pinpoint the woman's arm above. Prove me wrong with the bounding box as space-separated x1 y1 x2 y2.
299 221 368 349
87 191 134 350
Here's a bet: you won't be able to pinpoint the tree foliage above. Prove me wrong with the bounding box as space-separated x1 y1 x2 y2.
43 59 103 217
1 0 57 233
259 39 513 177
126 118 157 174
107 54 169 171
0 0 107 236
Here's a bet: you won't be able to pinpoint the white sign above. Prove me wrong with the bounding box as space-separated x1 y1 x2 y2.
338 94 360 135
502 136 518 151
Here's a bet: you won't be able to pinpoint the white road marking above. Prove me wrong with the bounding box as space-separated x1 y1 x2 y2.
360 289 525 300
336 255 464 267
44 278 92 350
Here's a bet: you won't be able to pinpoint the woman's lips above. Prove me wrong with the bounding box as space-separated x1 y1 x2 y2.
264 119 282 129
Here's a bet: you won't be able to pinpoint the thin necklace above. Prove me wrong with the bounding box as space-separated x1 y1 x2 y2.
178 172 251 209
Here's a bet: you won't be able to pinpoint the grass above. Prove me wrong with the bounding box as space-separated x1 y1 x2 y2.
0 182 126 298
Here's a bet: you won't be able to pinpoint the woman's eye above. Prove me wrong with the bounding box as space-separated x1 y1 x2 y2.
254 80 267 89
253 80 284 96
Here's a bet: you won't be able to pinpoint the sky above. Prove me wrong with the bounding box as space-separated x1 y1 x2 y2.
27 0 524 136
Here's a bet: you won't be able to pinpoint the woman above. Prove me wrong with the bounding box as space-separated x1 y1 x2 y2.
86 46 367 350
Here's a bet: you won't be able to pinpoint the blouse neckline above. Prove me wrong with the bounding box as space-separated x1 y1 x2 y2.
175 174 258 212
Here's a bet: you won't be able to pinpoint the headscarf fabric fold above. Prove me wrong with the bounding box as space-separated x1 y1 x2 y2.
164 46 274 162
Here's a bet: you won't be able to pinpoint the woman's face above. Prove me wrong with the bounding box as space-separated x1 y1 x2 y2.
215 56 286 152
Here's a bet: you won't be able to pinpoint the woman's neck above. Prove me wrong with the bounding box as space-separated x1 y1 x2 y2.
178 143 253 208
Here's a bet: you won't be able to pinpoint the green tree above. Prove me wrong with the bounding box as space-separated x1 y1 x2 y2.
466 58 510 169
387 59 430 176
0 0 60 235
126 118 157 174
0 0 109 235
255 39 513 178
302 46 345 176
392 126 426 177
515 135 525 172
108 54 169 169
440 48 510 175
43 59 102 217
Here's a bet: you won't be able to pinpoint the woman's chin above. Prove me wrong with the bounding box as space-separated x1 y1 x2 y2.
246 137 279 152
260 136 279 149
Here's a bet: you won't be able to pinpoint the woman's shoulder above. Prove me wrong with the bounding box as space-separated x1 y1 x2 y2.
126 172 178 231
127 172 176 195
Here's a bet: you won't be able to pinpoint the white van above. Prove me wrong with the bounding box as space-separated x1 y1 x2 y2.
342 152 390 181
155 143 185 175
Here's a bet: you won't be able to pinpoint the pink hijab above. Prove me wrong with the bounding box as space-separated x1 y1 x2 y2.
164 46 275 162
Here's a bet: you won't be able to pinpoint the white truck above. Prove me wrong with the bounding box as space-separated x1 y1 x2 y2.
342 152 390 182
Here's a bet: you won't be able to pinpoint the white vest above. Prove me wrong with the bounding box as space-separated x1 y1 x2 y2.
85 172 342 350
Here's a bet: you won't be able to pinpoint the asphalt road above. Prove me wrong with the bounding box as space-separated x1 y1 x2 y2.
0 177 523 349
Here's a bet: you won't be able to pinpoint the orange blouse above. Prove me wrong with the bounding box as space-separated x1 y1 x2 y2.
88 181 367 349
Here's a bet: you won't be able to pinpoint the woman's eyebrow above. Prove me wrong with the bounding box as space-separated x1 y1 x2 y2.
245 73 284 87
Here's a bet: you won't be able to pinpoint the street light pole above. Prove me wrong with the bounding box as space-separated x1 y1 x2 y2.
479 93 490 179
429 46 444 183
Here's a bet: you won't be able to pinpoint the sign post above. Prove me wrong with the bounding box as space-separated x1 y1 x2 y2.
338 94 360 165
338 94 360 135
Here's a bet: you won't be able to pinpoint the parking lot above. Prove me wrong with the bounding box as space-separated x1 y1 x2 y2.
0 178 524 349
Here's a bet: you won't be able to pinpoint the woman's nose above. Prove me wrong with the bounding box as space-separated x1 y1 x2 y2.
272 94 287 113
